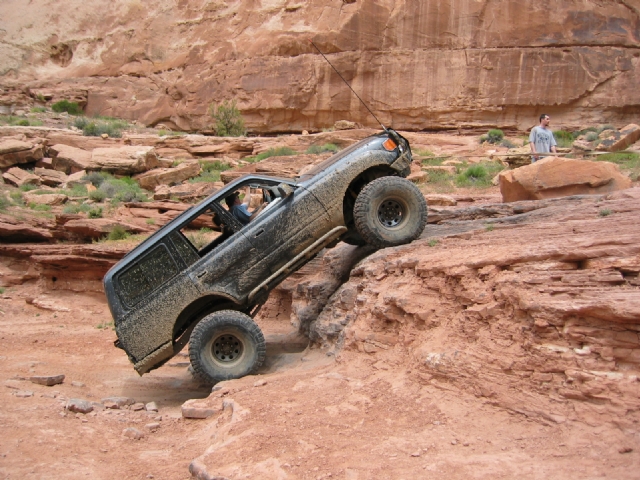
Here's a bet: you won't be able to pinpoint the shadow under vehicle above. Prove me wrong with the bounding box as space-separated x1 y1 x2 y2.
103 129 427 384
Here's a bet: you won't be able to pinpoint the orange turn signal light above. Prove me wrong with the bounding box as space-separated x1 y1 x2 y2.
382 138 397 151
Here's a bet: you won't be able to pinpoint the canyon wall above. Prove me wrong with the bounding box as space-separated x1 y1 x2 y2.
1 0 639 133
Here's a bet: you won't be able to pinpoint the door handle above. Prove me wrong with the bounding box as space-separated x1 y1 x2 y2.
254 229 265 237
196 271 207 278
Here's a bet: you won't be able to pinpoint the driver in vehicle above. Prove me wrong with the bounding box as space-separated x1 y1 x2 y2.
225 186 268 226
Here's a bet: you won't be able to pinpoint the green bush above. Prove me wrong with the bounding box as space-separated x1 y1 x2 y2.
52 100 83 115
74 116 128 138
9 191 24 205
88 189 107 202
480 129 504 145
88 207 103 218
19 183 38 192
553 130 575 148
31 106 47 113
189 171 221 183
98 175 148 203
83 171 109 187
585 132 598 142
0 194 10 210
306 143 339 155
597 124 616 134
200 160 231 172
254 147 297 162
210 100 245 137
107 225 129 241
455 162 504 188
62 203 91 214
29 203 51 212
500 139 517 149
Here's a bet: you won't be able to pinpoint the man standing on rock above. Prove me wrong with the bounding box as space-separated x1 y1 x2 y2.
529 114 557 163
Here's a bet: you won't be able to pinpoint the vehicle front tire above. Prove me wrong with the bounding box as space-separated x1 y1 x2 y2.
353 177 427 248
189 310 266 384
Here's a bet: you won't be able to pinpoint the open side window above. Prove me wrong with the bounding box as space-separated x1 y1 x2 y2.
173 178 297 264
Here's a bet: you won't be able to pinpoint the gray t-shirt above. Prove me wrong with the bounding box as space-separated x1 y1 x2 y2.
529 126 557 154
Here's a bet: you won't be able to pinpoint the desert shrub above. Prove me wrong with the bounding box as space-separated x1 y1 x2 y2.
553 130 575 148
200 159 231 172
428 239 439 247
455 162 503 188
146 218 156 225
254 147 297 162
29 203 51 212
88 207 103 218
83 171 109 187
480 129 504 144
63 184 89 197
421 156 446 166
595 152 640 181
107 225 129 241
19 183 38 192
52 100 83 115
74 116 128 138
599 209 612 217
597 124 616 134
585 132 598 142
500 139 517 149
17 119 30 126
425 169 455 193
414 148 435 157
0 194 10 210
31 106 47 113
190 171 221 183
99 176 148 203
9 191 24 205
210 100 245 137
306 143 339 155
62 203 91 214
88 189 107 202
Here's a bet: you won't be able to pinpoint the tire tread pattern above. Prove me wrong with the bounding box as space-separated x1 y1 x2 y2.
189 310 266 384
353 176 427 248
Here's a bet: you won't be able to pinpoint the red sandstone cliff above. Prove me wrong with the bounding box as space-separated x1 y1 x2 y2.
1 0 639 133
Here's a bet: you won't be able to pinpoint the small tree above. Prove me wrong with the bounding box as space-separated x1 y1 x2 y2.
210 100 245 137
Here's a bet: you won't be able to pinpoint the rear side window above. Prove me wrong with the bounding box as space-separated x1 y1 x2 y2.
116 244 179 307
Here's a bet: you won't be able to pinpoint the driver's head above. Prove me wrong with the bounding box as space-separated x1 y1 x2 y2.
225 192 240 208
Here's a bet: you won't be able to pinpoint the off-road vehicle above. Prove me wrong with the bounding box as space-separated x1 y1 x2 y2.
104 129 427 384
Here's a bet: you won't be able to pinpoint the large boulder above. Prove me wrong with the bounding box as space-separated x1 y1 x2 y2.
23 192 68 206
89 146 161 175
0 139 44 168
597 124 640 152
499 156 632 202
49 144 92 174
134 161 201 190
63 218 151 240
2 167 41 187
34 167 68 187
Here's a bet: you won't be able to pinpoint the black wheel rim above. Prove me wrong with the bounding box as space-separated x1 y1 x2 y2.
212 334 243 363
377 199 405 227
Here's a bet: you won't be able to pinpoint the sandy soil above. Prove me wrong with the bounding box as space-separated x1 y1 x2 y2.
1 283 638 480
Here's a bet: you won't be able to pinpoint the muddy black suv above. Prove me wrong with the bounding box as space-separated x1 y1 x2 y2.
104 129 427 384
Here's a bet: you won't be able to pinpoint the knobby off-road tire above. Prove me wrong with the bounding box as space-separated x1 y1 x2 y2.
353 177 427 248
189 310 266 384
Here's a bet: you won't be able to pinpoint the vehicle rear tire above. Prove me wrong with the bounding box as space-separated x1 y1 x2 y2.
353 177 427 248
189 310 266 384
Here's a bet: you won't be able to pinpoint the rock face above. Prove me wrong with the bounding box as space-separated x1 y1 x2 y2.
498 157 632 202
1 1 639 133
0 139 44 168
134 161 201 190
306 189 640 425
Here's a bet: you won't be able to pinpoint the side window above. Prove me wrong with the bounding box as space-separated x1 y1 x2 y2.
116 244 179 307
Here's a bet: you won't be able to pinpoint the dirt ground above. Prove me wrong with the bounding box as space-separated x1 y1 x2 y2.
1 283 638 480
